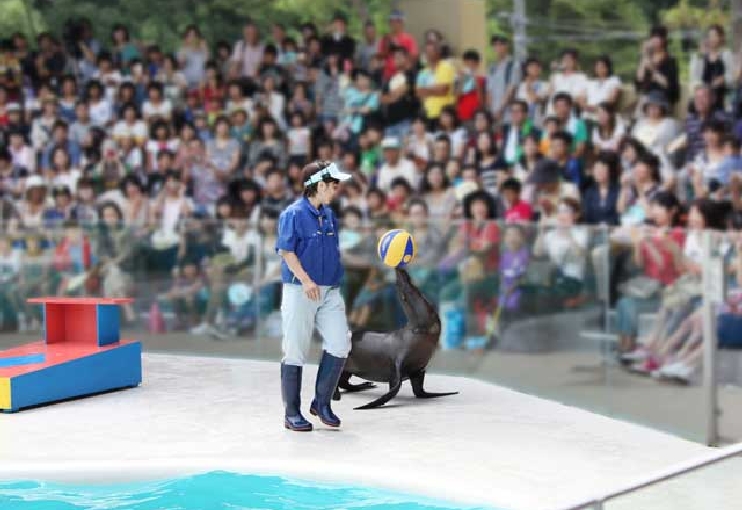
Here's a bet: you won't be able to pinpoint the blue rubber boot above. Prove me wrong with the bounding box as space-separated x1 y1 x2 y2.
310 351 346 427
280 363 313 431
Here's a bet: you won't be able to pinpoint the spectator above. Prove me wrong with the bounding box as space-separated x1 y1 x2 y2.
315 52 345 124
421 162 456 220
416 40 456 129
617 151 662 226
499 177 533 222
381 46 418 141
631 90 678 180
248 116 287 171
533 196 589 309
86 79 113 128
547 48 588 116
111 24 141 69
689 24 734 112
497 100 538 167
456 49 486 124
7 127 36 174
343 69 379 139
0 147 26 200
615 191 684 354
582 152 621 226
260 168 293 217
679 85 729 172
178 25 209 90
229 20 264 80
321 11 356 66
70 101 93 148
355 20 378 72
592 102 626 154
689 119 727 200
512 132 542 183
404 116 434 171
635 25 680 111
486 36 521 124
376 136 416 192
516 57 549 127
551 92 587 159
380 9 419 82
581 55 622 122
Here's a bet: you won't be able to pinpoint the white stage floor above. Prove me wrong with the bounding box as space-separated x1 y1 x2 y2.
0 353 738 510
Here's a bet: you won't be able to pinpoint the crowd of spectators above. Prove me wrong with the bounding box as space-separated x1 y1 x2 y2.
0 11 742 382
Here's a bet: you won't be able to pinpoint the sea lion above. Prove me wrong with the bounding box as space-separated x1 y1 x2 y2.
334 267 458 409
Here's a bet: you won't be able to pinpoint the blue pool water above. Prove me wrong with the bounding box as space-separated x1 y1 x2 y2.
0 471 499 510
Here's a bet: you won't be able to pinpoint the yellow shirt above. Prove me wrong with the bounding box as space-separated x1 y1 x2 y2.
422 59 456 119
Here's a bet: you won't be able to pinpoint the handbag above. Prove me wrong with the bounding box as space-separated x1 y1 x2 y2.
662 274 702 309
618 275 661 299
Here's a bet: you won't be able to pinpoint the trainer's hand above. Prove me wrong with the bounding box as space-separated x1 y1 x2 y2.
302 279 320 301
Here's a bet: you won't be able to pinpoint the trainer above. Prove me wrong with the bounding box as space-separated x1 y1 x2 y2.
276 160 352 431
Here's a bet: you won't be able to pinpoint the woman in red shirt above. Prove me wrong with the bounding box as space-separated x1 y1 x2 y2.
616 191 685 354
438 190 500 304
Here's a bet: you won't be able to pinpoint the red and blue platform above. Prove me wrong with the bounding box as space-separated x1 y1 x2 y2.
0 298 141 413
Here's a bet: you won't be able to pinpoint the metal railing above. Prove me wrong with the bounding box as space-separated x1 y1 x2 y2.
553 441 742 510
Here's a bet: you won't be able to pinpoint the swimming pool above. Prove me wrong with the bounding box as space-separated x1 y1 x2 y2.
0 471 499 510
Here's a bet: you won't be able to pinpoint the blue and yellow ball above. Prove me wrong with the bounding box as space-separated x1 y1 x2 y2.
377 229 416 268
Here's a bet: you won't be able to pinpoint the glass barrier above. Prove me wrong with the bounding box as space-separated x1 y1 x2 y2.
709 230 742 445
0 217 738 443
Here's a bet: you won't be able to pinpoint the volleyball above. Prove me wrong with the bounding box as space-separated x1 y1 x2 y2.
377 229 416 268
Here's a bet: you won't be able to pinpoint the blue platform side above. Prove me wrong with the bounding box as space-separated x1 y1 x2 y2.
6 342 142 412
96 304 121 346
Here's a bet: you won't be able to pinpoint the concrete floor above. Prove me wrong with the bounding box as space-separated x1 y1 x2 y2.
2 352 740 510
1 329 741 446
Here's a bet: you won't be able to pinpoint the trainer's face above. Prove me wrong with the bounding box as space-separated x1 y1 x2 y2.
318 180 339 204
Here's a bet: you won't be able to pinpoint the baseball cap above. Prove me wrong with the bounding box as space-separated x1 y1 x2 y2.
381 136 401 149
389 9 405 21
303 161 352 186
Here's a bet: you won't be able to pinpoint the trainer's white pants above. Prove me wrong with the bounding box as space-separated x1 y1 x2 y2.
280 284 351 366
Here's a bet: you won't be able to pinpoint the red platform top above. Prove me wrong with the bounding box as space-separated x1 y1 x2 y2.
0 340 138 378
27 297 134 305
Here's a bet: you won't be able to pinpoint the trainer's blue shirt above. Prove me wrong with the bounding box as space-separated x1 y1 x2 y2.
276 197 343 286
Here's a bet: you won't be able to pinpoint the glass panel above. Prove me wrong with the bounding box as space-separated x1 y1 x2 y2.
0 219 730 443
712 229 742 444
602 454 742 509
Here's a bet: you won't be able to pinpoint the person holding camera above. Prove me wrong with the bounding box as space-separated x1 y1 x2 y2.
635 26 680 115
689 25 734 112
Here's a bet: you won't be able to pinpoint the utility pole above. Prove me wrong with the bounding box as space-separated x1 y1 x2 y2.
732 0 742 54
512 0 527 61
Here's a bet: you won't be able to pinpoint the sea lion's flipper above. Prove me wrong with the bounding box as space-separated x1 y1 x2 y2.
410 370 458 399
354 365 401 410
333 372 375 401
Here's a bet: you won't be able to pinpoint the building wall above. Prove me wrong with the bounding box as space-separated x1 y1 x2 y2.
399 0 487 65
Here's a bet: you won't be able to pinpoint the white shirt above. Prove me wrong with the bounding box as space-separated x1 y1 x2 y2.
51 169 81 194
377 158 417 192
146 139 181 170
544 227 589 281
89 99 113 127
142 100 173 121
585 76 622 108
592 119 626 153
222 228 260 263
113 120 148 142
684 232 703 266
547 72 588 115
287 126 311 156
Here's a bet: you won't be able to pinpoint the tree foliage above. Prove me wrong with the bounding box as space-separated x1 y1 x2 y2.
15 0 393 53
0 0 726 82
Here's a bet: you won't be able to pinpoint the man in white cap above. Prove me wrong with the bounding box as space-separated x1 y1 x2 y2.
377 136 417 191
276 160 353 431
